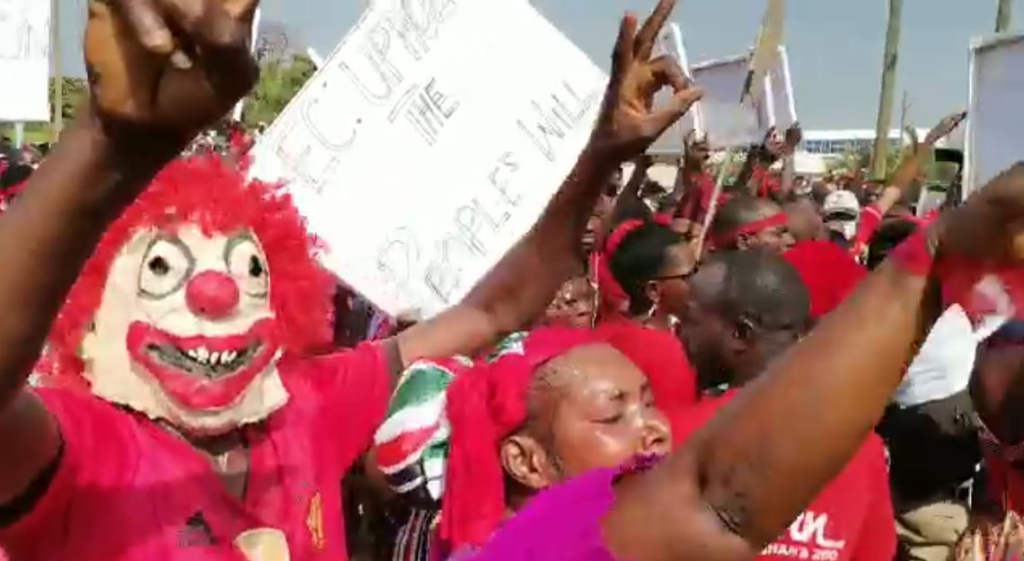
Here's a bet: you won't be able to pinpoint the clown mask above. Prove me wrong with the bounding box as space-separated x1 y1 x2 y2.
82 224 288 435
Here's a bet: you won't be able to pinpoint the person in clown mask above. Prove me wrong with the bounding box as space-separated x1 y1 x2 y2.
0 0 704 559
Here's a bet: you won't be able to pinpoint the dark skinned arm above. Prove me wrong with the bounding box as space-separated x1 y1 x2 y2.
733 143 764 197
0 0 259 506
606 161 1024 560
0 120 177 505
394 144 620 365
608 156 654 226
604 256 942 561
396 0 703 367
873 113 965 217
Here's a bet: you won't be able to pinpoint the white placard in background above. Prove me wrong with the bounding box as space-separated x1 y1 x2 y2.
677 47 796 150
648 22 701 156
250 0 607 318
687 54 767 149
0 0 51 122
965 33 1024 199
767 46 798 130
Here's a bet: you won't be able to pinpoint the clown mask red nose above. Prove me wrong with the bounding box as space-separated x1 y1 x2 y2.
187 270 241 320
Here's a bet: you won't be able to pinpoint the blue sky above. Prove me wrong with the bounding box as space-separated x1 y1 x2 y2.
59 0 1001 129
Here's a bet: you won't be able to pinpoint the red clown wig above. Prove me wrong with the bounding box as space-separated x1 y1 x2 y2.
42 155 335 387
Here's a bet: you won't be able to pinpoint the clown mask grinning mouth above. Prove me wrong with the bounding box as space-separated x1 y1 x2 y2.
146 341 262 380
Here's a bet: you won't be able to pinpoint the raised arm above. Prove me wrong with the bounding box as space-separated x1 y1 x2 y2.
0 0 258 505
873 112 966 216
396 0 703 366
603 163 1024 560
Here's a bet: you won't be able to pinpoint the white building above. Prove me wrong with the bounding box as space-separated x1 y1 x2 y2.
801 128 958 157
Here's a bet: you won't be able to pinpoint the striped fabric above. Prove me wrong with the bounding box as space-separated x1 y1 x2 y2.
374 333 530 505
374 357 466 504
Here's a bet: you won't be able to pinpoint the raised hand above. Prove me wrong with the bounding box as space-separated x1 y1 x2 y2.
903 125 920 153
764 123 802 160
591 0 704 159
924 111 967 146
940 162 1024 263
84 0 260 137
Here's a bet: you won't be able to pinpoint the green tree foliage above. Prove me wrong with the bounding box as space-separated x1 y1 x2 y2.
49 77 89 122
1 78 88 143
242 54 316 127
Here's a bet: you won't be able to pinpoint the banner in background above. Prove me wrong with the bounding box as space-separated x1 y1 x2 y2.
0 0 51 122
649 22 700 156
250 0 607 318
964 33 1024 199
680 47 797 150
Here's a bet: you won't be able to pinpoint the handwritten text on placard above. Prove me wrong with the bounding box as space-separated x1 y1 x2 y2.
250 0 607 318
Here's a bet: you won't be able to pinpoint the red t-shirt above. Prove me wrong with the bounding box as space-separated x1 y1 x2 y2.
850 205 884 259
984 450 1024 513
677 171 725 224
676 393 896 561
751 166 781 199
0 343 391 560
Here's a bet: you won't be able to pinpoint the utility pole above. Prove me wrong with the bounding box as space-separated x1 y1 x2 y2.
996 0 1014 32
50 0 63 141
870 0 903 180
899 90 911 146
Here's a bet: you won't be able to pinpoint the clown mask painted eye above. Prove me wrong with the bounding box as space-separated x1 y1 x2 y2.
226 235 269 298
138 237 194 299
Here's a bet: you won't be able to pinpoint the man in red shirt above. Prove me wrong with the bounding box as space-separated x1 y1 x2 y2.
708 196 795 255
0 1 704 559
674 133 719 235
676 249 896 561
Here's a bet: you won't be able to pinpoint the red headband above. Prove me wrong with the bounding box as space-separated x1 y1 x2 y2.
711 212 788 249
595 216 673 316
440 327 605 550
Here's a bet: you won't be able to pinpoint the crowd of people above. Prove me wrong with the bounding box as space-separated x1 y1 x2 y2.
1 0 1024 560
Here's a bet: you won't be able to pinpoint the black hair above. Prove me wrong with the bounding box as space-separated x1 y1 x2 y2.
0 164 32 191
608 196 653 229
866 219 919 270
709 195 780 247
608 221 684 315
699 248 810 333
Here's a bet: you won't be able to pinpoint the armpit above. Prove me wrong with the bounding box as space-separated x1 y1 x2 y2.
0 437 63 527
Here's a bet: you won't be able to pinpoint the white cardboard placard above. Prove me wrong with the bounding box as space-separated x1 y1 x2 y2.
0 0 51 122
249 0 607 318
964 33 1024 199
648 22 701 155
685 46 796 150
693 55 765 148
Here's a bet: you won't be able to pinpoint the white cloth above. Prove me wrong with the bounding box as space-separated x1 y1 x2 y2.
894 305 1007 408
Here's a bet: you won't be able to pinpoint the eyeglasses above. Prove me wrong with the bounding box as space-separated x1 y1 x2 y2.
651 268 698 282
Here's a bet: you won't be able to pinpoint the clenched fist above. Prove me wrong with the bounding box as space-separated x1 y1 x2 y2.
84 0 259 134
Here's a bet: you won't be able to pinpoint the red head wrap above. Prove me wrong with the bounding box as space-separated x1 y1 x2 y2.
440 327 606 549
711 212 789 250
784 241 868 319
594 216 673 317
